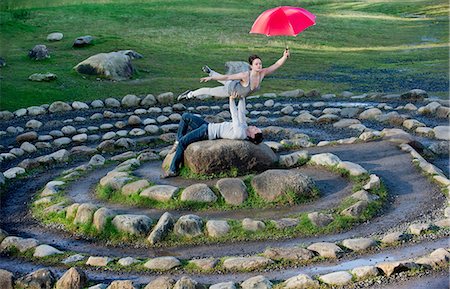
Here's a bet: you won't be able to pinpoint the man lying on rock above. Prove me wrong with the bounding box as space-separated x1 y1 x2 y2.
163 91 263 178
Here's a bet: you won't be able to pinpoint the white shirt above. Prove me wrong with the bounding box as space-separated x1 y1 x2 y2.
208 97 247 140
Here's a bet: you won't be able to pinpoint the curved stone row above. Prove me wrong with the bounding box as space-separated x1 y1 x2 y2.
0 225 448 288
30 151 386 247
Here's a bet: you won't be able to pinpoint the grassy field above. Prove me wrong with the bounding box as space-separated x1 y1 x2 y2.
0 0 448 110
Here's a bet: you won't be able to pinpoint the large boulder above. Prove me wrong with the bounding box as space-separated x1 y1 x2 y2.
251 169 315 202
74 51 135 80
166 139 278 175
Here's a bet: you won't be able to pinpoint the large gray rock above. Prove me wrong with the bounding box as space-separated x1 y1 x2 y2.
181 183 217 203
263 247 314 261
251 169 315 202
144 256 181 271
74 52 134 80
16 268 55 289
174 214 203 237
112 214 153 236
223 256 273 271
29 44 50 60
55 267 88 289
169 139 278 175
147 212 174 245
216 178 248 205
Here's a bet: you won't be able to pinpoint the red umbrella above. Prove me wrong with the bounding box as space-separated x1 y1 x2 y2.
250 6 316 37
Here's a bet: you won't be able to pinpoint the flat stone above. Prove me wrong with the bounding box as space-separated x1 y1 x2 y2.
283 274 319 289
180 183 217 203
216 178 248 205
351 265 380 279
333 118 361 128
294 112 317 123
341 200 368 217
309 153 341 166
112 214 153 236
206 220 230 237
263 247 314 261
144 256 181 271
279 150 309 168
359 108 382 119
188 258 219 271
223 256 273 271
403 119 425 130
3 167 26 179
121 180 150 196
241 275 272 289
338 161 368 176
62 254 86 264
33 244 63 257
341 237 377 251
242 218 265 231
140 184 177 202
86 256 112 266
307 242 343 258
272 218 299 229
319 271 353 285
351 190 379 202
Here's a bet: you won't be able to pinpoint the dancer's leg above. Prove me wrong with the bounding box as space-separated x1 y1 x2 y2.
209 70 227 85
190 86 229 98
176 113 208 141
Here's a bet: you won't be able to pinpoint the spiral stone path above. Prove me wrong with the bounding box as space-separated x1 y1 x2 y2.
0 90 449 288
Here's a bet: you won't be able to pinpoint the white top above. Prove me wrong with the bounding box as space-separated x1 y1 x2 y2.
208 97 247 140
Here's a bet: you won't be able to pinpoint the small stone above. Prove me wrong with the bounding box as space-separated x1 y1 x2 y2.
180 183 217 203
140 185 178 201
319 271 353 286
144 256 181 271
351 266 380 279
283 274 319 289
308 212 333 227
55 267 88 289
33 244 63 257
263 247 314 261
62 254 86 264
341 200 368 217
223 256 273 271
86 256 112 266
409 223 432 235
144 276 175 289
341 237 377 251
118 257 139 266
241 275 273 289
188 258 218 271
242 218 265 231
206 220 230 237
307 242 343 258
210 282 236 289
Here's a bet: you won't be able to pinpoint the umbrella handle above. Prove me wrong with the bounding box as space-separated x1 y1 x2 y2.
285 46 290 58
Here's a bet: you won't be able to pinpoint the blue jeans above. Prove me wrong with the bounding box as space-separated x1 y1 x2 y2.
170 113 209 172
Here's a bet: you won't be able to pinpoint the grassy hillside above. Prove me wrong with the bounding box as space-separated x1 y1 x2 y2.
0 0 448 110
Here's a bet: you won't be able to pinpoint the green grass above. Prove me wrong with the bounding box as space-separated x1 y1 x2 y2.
0 0 448 110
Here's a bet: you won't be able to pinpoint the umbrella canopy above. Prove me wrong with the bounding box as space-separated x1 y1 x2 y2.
250 6 316 36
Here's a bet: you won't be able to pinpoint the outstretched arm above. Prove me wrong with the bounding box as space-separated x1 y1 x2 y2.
261 49 290 76
200 71 247 83
237 96 246 124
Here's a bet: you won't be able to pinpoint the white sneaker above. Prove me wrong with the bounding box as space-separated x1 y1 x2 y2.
177 90 193 101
